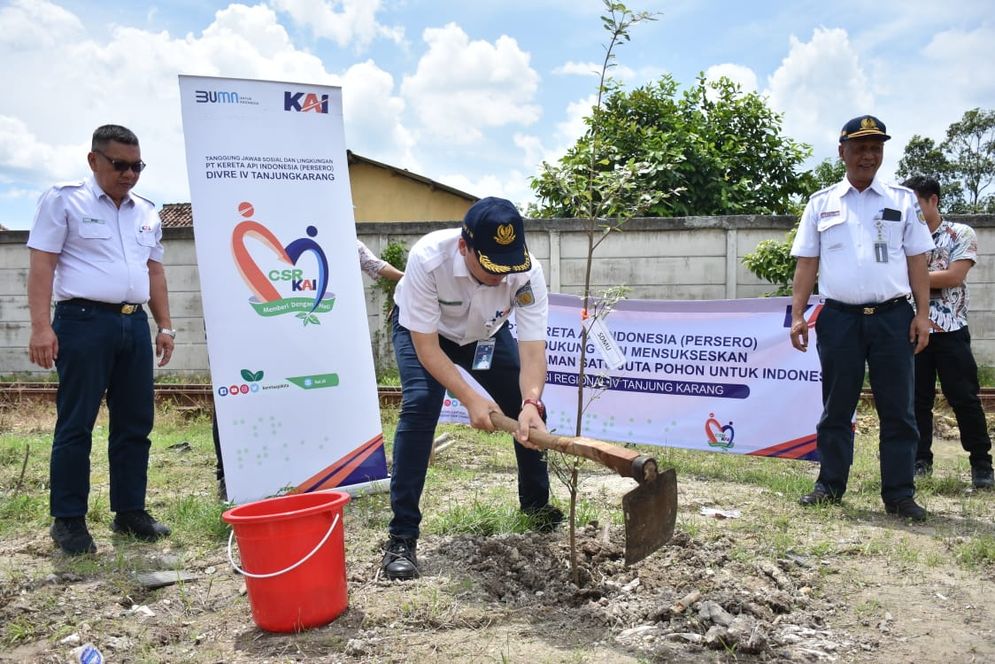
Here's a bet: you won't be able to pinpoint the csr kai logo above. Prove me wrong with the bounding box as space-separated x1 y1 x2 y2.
284 91 329 113
231 201 334 326
705 412 735 449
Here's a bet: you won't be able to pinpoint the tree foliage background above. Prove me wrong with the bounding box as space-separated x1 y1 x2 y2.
897 107 995 213
530 74 813 218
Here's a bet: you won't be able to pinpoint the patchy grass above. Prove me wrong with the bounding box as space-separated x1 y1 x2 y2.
1 402 994 662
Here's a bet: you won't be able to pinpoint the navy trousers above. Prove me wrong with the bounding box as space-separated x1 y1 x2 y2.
388 309 550 540
50 301 154 517
914 326 993 471
814 301 918 503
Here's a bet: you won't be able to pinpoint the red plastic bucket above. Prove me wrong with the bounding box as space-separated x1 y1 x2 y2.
222 491 351 632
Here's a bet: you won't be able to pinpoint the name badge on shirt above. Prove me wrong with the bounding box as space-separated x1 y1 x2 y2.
472 338 495 370
874 242 888 263
82 217 105 225
881 208 902 222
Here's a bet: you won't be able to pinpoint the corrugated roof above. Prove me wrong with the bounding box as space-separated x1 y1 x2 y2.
159 202 192 228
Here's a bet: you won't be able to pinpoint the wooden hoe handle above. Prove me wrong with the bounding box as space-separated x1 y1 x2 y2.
489 412 657 482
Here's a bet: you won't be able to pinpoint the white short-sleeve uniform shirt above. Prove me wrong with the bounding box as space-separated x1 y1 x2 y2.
27 177 164 304
394 228 548 345
791 177 934 305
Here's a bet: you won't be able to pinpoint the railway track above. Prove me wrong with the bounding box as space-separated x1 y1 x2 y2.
0 382 403 408
1 382 993 412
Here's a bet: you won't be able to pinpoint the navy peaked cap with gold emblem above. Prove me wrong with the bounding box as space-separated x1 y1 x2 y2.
839 115 891 142
461 197 531 275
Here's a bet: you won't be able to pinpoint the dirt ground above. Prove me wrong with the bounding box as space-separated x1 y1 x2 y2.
2 423 994 663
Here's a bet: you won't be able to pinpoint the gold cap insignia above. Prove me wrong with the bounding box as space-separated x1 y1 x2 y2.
494 224 516 246
861 117 877 130
478 252 531 275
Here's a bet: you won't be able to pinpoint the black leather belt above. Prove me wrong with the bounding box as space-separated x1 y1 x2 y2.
59 298 143 315
825 296 908 315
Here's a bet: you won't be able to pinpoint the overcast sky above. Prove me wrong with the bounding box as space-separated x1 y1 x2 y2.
1 0 993 229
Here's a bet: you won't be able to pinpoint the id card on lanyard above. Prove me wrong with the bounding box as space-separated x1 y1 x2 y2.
472 338 495 370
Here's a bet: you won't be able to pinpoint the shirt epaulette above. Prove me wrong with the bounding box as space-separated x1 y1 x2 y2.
130 191 156 207
52 180 85 190
882 182 914 194
808 183 837 200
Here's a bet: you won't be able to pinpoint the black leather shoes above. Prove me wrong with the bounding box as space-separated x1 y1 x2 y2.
798 487 841 506
972 467 994 490
112 510 171 541
525 504 565 532
382 537 419 580
914 460 933 478
884 497 927 521
51 517 96 555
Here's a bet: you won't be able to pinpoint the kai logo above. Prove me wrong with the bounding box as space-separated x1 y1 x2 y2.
705 412 735 449
231 202 335 326
268 269 318 292
284 91 329 113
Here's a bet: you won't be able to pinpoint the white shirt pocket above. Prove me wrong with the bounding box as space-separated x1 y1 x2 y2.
78 218 112 239
816 215 847 251
136 227 158 248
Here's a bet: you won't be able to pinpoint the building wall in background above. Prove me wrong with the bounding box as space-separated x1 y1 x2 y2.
3 215 994 378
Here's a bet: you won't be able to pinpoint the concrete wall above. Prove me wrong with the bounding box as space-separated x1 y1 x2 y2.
4 214 995 377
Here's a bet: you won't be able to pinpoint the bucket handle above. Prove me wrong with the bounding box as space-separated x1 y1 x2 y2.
227 513 340 579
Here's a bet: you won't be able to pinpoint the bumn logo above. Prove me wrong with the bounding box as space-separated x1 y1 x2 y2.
284 91 329 113
195 90 238 104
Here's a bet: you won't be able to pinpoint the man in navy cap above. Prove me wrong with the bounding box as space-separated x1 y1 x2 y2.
788 115 934 520
380 197 560 580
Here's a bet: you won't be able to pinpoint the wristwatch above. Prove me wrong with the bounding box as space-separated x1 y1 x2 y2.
522 398 546 419
157 328 177 339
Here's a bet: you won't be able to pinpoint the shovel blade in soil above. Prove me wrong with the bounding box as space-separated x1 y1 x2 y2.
622 467 677 566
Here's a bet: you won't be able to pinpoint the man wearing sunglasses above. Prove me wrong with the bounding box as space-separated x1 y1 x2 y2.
27 124 175 555
380 197 561 580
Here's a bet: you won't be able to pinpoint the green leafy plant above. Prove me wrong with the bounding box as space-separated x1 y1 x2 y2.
741 227 798 296
375 239 408 323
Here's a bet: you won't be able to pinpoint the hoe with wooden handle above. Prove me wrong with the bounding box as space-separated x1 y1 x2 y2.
490 412 677 565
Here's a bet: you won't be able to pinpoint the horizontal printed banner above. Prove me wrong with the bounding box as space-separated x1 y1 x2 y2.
441 294 824 460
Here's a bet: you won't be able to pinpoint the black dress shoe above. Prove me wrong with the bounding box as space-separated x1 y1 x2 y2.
381 537 419 580
884 497 927 521
971 467 994 490
51 517 97 555
914 460 933 478
798 487 841 506
112 510 171 541
524 504 565 532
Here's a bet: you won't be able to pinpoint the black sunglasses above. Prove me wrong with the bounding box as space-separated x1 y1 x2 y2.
94 149 146 174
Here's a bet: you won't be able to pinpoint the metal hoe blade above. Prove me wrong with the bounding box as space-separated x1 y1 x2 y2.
622 468 678 566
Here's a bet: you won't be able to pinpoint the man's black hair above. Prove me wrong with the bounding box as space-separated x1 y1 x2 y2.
902 175 941 202
92 125 139 151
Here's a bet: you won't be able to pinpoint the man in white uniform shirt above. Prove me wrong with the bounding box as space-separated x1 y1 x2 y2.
27 125 175 555
381 197 560 580
789 115 934 520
